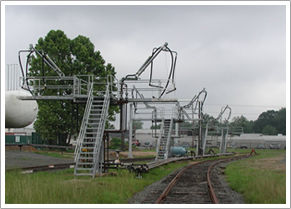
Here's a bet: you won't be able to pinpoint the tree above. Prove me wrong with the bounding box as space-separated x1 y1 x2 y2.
30 30 117 144
253 108 286 135
150 124 161 129
262 125 277 135
179 121 193 129
253 110 277 133
230 115 254 133
274 108 286 135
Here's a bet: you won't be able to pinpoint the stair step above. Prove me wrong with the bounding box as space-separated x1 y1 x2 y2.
80 151 95 154
75 167 94 171
83 138 96 140
90 110 102 113
92 104 103 107
79 157 94 160
80 147 94 150
75 173 94 176
77 162 95 165
83 136 95 138
91 109 102 112
74 93 110 176
87 123 100 125
85 134 101 138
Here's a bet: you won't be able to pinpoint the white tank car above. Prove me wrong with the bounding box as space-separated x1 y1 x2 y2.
5 90 38 128
231 133 286 149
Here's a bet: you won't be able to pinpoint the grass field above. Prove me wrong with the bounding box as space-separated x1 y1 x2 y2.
34 150 74 159
225 149 286 204
5 160 191 204
5 148 286 204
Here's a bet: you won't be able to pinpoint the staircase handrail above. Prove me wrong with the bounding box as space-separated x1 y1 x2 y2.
155 118 165 160
165 118 173 159
92 83 110 175
74 82 94 161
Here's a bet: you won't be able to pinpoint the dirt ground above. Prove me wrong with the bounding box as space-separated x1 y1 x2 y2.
128 159 245 204
119 151 156 158
250 154 286 171
5 150 73 169
128 167 183 203
211 162 245 204
5 145 38 152
5 147 155 169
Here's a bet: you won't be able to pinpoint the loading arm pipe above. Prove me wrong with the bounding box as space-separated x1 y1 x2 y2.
122 42 169 81
29 44 65 78
215 105 232 122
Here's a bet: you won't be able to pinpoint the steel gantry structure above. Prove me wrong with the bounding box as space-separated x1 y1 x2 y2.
16 42 234 177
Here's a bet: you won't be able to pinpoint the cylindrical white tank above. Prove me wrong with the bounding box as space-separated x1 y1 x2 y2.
5 90 38 128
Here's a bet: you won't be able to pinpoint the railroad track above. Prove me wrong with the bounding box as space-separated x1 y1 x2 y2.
155 154 249 204
12 153 238 177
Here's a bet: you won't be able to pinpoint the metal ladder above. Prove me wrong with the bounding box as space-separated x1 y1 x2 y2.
74 84 110 177
156 118 173 160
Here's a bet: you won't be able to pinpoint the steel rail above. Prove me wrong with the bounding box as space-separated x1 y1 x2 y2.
155 154 249 204
207 160 222 204
207 154 250 204
155 160 204 203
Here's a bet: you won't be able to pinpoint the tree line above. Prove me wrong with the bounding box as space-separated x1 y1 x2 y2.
176 107 286 136
230 108 286 135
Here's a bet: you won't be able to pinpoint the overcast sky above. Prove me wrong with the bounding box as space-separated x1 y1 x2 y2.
4 4 287 122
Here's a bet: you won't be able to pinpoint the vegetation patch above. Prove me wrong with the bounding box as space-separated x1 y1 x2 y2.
119 151 156 158
5 161 191 204
34 151 74 159
225 149 286 204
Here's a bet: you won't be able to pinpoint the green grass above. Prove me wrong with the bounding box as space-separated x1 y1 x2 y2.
7 149 282 204
34 151 74 159
225 149 286 204
136 148 156 152
187 147 253 154
5 161 190 204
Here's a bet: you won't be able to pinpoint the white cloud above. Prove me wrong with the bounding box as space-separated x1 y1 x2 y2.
4 5 287 121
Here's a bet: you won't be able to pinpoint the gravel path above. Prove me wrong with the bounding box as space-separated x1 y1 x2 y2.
128 167 183 203
128 159 245 204
210 162 245 204
5 150 73 169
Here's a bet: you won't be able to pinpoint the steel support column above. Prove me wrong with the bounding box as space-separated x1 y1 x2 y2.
128 103 133 158
198 101 203 156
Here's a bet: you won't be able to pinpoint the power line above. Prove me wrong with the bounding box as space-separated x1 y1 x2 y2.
203 104 284 108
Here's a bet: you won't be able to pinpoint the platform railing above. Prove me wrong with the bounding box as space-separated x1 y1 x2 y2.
21 74 119 99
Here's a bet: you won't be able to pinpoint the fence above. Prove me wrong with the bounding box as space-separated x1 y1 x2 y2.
5 132 45 145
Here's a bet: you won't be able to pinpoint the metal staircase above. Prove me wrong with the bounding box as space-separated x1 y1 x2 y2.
74 83 110 177
156 118 173 160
